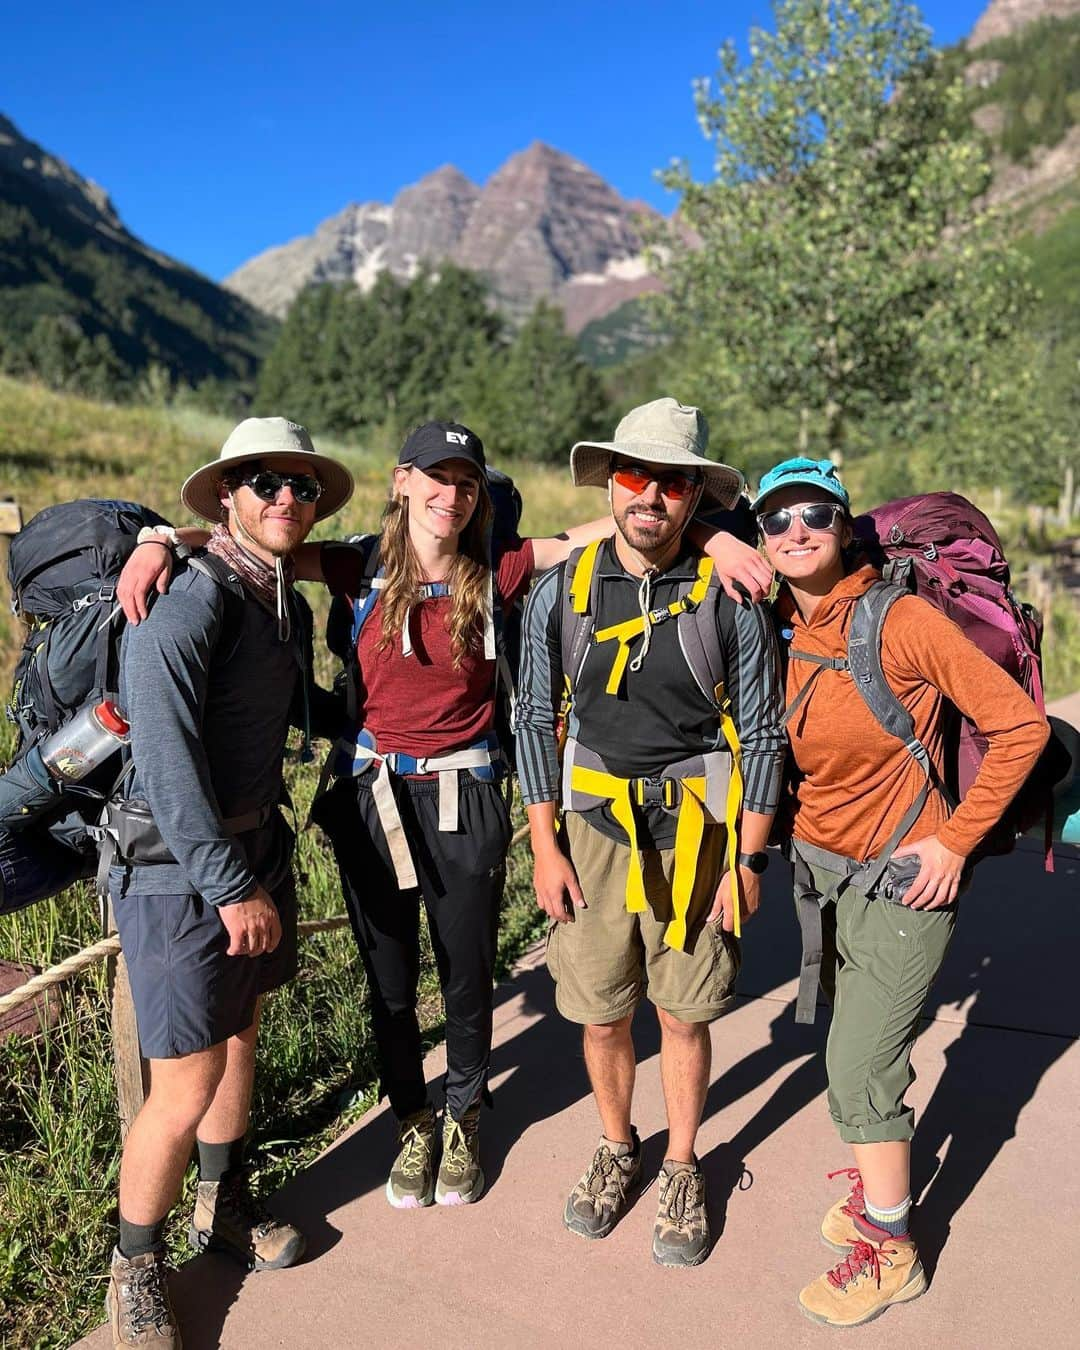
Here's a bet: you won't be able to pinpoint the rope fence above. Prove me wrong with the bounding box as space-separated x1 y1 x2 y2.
0 823 533 1021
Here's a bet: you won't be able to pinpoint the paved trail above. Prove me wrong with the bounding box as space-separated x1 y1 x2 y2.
77 697 1080 1350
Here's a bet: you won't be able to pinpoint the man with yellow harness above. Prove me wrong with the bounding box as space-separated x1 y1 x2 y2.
517 398 785 1268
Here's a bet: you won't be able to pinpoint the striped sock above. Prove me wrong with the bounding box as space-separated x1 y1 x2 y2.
864 1194 911 1238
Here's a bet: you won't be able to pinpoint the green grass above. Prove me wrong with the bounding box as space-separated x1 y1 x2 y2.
0 375 601 1348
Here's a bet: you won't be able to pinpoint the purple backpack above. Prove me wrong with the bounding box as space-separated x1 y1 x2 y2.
854 492 1064 859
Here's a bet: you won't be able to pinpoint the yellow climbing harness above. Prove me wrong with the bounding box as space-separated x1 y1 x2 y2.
561 538 745 942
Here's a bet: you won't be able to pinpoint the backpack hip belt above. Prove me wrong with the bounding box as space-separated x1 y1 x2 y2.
93 797 279 902
327 728 504 890
561 735 744 947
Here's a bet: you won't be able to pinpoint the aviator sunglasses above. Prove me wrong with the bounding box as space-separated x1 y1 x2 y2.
611 462 702 500
757 501 845 538
239 470 324 504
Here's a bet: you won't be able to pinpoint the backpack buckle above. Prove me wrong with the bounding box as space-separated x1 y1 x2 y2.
633 777 678 808
922 543 938 562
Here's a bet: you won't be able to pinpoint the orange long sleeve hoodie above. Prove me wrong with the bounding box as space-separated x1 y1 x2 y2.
778 565 1050 861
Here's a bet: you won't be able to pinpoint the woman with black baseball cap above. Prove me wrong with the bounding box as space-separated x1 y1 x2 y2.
121 413 770 1214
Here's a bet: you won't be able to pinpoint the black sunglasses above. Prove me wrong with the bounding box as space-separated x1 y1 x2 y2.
239 470 324 505
757 502 845 538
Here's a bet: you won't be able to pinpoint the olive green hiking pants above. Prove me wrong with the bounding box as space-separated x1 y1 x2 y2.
793 851 957 1145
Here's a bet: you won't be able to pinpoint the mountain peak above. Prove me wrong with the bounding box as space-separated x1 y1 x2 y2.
226 141 656 329
0 110 125 235
968 0 1080 49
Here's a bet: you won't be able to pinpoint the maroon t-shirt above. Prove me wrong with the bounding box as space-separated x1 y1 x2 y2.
322 537 535 758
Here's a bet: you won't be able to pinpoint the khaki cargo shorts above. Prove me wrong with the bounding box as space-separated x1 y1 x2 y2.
546 812 740 1025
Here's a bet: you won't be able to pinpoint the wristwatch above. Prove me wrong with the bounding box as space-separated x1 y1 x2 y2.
737 850 769 875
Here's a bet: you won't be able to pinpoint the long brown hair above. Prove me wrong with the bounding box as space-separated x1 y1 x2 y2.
376 467 494 667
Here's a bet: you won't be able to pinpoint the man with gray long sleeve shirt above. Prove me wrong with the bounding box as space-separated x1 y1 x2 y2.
518 399 785 1270
103 418 352 1350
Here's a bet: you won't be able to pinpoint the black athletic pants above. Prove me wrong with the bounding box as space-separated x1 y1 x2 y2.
315 770 511 1122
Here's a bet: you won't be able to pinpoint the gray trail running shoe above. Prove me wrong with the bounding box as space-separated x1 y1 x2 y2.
436 1104 484 1206
187 1174 306 1270
564 1129 642 1239
107 1247 181 1348
387 1105 438 1209
652 1158 710 1267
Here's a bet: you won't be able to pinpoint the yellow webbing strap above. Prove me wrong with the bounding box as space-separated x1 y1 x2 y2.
592 556 715 697
569 538 602 614
569 751 744 949
714 695 744 939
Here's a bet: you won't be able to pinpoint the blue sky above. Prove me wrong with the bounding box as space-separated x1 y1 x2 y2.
6 1 987 281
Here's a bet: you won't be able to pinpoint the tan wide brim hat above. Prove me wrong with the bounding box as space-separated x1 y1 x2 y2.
571 397 744 509
180 417 354 524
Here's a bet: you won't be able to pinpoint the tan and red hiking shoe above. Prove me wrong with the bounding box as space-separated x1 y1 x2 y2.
188 1174 305 1270
820 1166 865 1251
799 1232 926 1328
107 1247 181 1348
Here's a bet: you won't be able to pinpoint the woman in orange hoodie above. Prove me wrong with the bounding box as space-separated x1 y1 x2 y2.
754 457 1048 1330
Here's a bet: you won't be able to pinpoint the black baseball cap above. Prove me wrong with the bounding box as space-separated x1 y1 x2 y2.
398 421 486 474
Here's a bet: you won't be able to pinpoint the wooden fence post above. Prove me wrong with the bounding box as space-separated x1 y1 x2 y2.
0 501 22 597
105 901 148 1138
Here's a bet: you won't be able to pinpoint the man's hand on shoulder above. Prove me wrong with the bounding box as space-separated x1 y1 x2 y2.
118 542 174 624
218 885 282 957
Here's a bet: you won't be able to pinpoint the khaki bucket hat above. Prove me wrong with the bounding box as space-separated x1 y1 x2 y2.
180 417 354 524
570 397 744 509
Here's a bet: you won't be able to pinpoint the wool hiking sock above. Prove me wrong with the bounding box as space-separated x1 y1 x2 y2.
197 1135 247 1184
863 1193 912 1238
118 1214 167 1260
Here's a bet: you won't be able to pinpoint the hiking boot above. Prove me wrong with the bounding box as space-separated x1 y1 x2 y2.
820 1166 865 1251
436 1104 484 1206
387 1105 438 1208
188 1174 305 1270
563 1129 642 1240
106 1247 181 1348
799 1232 927 1328
652 1158 710 1268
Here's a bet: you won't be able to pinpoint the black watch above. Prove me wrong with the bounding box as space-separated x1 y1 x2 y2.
737 850 769 875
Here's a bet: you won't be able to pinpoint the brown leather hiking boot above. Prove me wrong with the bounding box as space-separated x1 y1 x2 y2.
107 1247 181 1348
564 1130 642 1239
188 1174 305 1270
652 1159 710 1268
387 1105 438 1208
820 1166 864 1251
436 1104 484 1206
799 1232 927 1328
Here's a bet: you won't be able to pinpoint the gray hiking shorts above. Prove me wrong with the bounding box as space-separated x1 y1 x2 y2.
110 875 298 1060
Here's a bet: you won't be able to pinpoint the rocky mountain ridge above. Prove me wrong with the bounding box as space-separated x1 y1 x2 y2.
0 112 272 388
225 142 660 333
968 0 1080 48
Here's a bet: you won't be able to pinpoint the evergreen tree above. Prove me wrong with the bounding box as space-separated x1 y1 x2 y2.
485 301 610 461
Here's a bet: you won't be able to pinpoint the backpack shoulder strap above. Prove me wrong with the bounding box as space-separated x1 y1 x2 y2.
186 552 247 663
561 540 603 693
678 559 726 711
846 580 916 747
350 535 383 647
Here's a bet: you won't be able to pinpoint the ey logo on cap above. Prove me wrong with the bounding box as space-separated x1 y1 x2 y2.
446 431 469 446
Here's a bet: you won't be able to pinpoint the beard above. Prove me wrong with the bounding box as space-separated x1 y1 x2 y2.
613 499 683 555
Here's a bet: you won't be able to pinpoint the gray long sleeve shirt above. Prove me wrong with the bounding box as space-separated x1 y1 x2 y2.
114 561 305 905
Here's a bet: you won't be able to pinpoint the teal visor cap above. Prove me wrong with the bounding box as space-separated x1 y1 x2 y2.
751 457 850 513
